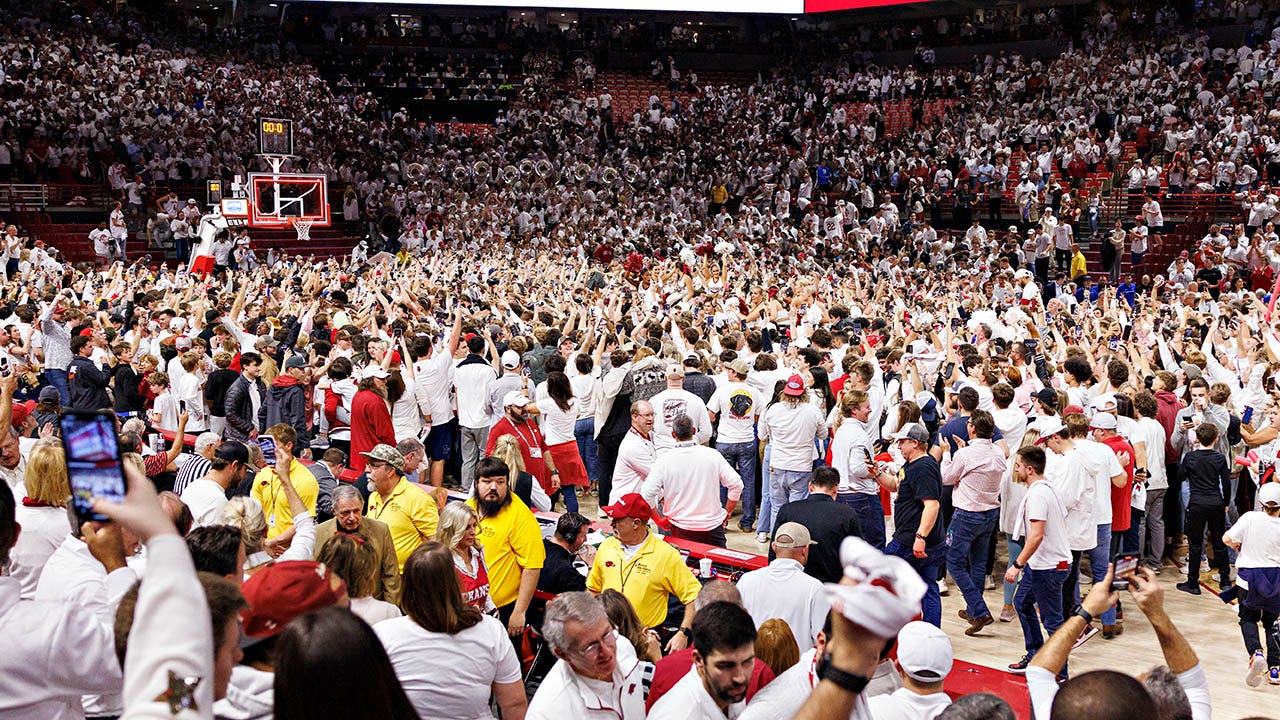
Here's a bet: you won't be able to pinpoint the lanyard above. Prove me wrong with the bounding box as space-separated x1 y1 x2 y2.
509 420 538 451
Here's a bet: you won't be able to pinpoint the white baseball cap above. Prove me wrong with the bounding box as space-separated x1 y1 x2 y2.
1035 417 1067 443
503 391 529 408
1090 413 1118 430
501 350 520 369
1259 483 1280 508
896 621 953 682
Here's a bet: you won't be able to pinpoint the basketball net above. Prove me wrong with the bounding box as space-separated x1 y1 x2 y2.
288 217 314 242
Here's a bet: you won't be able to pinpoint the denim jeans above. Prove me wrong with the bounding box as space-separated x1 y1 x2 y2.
45 368 70 405
886 538 943 626
1015 567 1069 670
947 508 1000 620
574 418 600 483
758 444 773 534
1087 524 1116 625
560 485 579 513
1003 537 1024 606
767 467 812 531
718 441 758 527
838 492 885 550
1117 510 1143 556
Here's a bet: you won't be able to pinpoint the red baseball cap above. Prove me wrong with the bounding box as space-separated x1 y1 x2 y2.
783 374 806 397
602 493 652 522
78 328 95 337
10 400 35 427
240 561 346 640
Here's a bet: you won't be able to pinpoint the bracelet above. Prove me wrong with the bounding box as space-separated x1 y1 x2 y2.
1076 608 1094 625
1011 559 1024 570
678 627 692 638
818 663 872 695
914 533 926 541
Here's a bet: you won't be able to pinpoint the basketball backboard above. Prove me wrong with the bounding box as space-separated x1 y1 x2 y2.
245 173 330 228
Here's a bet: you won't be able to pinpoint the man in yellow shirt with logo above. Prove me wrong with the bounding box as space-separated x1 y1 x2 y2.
251 423 319 549
467 456 545 638
588 493 700 653
363 444 438 571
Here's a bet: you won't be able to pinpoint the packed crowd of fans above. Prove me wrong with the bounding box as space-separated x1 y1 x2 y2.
5 1 1280 719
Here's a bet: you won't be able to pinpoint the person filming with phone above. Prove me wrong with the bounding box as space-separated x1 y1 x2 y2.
251 424 319 557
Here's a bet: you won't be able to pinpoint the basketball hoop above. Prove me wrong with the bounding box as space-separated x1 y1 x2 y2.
288 217 314 242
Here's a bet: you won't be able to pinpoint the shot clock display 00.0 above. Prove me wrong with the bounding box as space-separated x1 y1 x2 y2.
258 117 295 156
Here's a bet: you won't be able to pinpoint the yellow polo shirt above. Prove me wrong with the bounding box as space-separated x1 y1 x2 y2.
587 531 701 628
466 495 545 608
368 478 439 570
250 459 319 539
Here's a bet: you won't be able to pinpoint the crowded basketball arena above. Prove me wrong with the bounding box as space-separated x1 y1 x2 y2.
1 0 1279 718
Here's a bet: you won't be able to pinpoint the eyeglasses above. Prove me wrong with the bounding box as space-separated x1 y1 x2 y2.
572 627 617 660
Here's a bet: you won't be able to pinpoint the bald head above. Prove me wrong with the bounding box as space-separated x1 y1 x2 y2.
694 579 742 611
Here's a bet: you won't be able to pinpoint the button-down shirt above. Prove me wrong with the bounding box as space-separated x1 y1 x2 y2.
941 438 1007 512
588 531 700 628
527 634 649 720
736 558 829 649
642 442 743 531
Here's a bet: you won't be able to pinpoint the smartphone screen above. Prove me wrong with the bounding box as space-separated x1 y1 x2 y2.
59 410 127 523
258 435 277 458
1111 554 1139 590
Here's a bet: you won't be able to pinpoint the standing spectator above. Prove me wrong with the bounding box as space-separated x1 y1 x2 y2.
314 484 401 602
250 423 319 544
375 542 527 720
642 414 742 547
737 522 829 649
67 334 113 410
649 364 712 453
535 371 589 512
1005 445 1072 676
455 334 498 491
364 444 438 572
875 422 944 626
89 221 113 265
828 390 886 549
467 456 546 637
5 445 70 599
350 365 397 473
943 410 1006 635
759 374 829 541
588 493 699 651
264 354 311 449
866 622 954 720
772 466 864 583
1132 392 1169 572
1223 482 1280 687
224 351 267 443
180 440 247 527
203 350 239 437
412 315 461 488
437 502 495 614
611 400 656 506
1176 423 1233 596
708 360 762 532
487 391 559 499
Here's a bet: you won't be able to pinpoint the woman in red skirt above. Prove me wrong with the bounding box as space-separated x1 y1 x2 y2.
534 371 590 512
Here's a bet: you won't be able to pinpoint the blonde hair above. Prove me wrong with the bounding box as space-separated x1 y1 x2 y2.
221 497 267 553
491 434 526 483
122 453 145 476
23 445 69 506
436 502 477 552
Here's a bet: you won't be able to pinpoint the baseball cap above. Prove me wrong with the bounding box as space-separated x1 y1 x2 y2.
38 386 61 404
896 621 954 682
240 561 346 640
361 364 388 380
503 390 529 408
1180 362 1202 381
602 493 653 522
1090 413 1118 430
1035 417 1067 442
1033 388 1058 410
891 423 929 444
1259 483 1280 508
501 350 521 369
10 400 35 427
359 443 405 473
727 359 751 376
78 327 95 337
1091 393 1117 410
773 522 817 549
783 373 806 397
284 355 310 371
215 441 250 465
205 309 221 324
175 335 193 350
666 363 686 380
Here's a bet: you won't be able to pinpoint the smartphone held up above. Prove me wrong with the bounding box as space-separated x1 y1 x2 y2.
59 409 127 523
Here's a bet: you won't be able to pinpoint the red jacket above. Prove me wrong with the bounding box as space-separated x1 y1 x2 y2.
350 388 395 472
1154 390 1184 459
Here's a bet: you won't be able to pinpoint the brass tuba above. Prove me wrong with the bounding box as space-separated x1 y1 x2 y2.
451 164 469 182
405 162 426 182
622 162 640 182
535 158 553 177
473 160 490 179
602 166 619 184
502 165 520 184
519 158 536 177
573 162 592 182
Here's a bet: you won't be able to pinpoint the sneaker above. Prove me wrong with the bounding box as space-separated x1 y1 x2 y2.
984 575 997 591
756 532 769 544
938 579 950 596
999 604 1016 623
1176 581 1202 596
1247 650 1267 688
1072 624 1100 649
1008 654 1032 674
965 614 995 636
1219 585 1239 604
1269 666 1280 685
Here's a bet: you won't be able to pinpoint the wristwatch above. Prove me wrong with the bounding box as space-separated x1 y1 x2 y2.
818 663 871 694
1011 558 1025 570
678 627 692 639
551 469 561 475
1076 607 1094 625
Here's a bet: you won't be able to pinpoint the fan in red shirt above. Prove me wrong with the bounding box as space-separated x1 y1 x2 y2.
485 391 558 496
350 365 396 473
1091 412 1136 536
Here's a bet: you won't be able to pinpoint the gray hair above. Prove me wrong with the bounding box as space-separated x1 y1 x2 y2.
396 438 425 456
331 484 363 507
937 693 1014 720
1142 666 1192 720
671 414 695 441
121 418 147 436
542 591 608 652
694 580 741 611
194 432 222 452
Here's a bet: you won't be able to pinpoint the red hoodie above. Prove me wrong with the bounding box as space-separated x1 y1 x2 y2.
1154 390 1184 459
351 388 396 472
